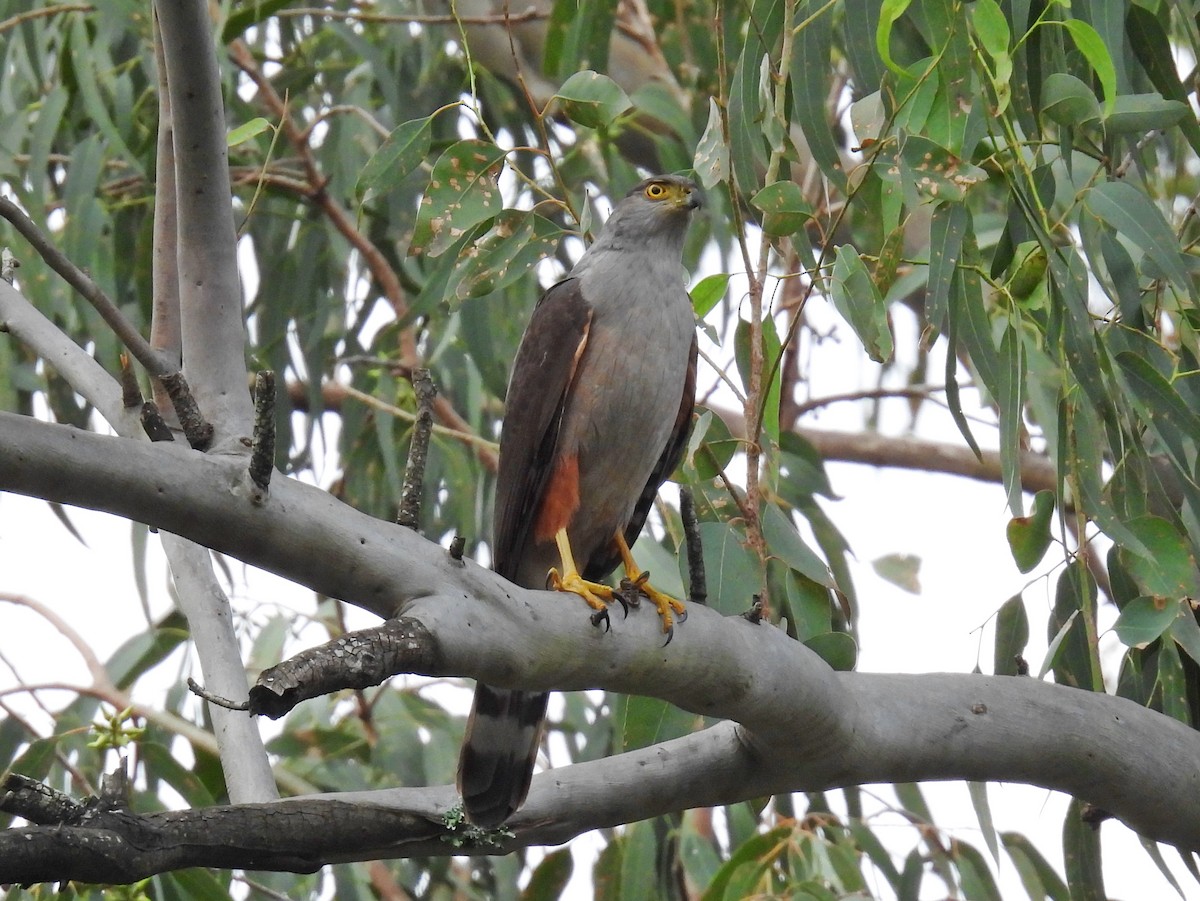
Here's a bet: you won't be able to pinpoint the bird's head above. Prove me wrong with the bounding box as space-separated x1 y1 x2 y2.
622 175 703 216
587 175 703 259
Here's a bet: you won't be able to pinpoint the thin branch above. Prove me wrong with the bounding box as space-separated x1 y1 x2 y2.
397 369 436 530
275 5 547 25
793 385 949 417
0 2 91 35
0 197 172 377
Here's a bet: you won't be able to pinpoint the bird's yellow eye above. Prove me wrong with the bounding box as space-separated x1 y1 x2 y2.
645 182 667 200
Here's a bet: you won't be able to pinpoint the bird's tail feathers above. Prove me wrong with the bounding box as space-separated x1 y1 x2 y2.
457 685 549 827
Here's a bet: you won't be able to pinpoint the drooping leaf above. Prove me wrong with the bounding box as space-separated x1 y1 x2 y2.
694 97 730 189
830 245 893 363
555 70 632 129
1084 182 1191 294
994 594 1029 677
1006 489 1056 573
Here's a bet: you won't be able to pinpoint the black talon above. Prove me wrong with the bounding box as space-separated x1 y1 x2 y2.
616 578 638 613
661 623 675 647
590 607 611 632
676 606 688 624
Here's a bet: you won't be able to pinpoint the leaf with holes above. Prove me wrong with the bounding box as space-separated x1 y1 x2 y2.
449 210 561 300
411 140 506 257
751 181 812 237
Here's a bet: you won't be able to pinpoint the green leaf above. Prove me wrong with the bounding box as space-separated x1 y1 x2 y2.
993 594 1029 676
1085 182 1191 293
830 246 893 363
1060 19 1117 115
1121 516 1200 599
614 694 698 753
449 210 561 300
871 553 921 594
555 70 632 129
221 0 294 41
896 134 986 203
1002 833 1069 901
763 503 835 587
1006 489 1055 573
955 838 1002 901
996 325 1024 516
687 408 740 480
875 0 915 75
1103 94 1189 135
227 117 272 147
751 180 812 237
804 632 857 670
1038 609 1079 680
1168 610 1200 668
616 820 660 901
968 781 1000 863
694 97 729 189
1040 73 1101 127
698 521 761 614
358 115 433 195
790 2 846 188
1126 4 1200 156
733 316 783 442
691 273 730 318
971 0 1012 113
1113 596 1181 649
926 201 968 330
411 140 506 257
1063 799 1106 901
701 826 791 901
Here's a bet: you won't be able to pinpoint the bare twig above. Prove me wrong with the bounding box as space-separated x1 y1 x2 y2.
397 370 437 530
680 487 707 604
187 677 250 712
249 370 277 493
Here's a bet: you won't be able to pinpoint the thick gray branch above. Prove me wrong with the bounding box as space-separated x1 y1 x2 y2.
154 0 253 441
2 412 1200 875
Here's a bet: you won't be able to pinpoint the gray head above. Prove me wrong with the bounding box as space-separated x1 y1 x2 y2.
575 175 703 267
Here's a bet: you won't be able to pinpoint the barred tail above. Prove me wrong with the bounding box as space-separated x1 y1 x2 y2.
457 685 549 826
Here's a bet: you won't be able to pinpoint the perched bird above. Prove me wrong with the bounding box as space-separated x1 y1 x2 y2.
456 174 703 827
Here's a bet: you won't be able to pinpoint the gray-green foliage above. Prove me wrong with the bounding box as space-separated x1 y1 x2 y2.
2 0 1200 897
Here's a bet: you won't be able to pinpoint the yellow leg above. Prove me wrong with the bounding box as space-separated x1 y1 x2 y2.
546 528 615 613
614 533 687 635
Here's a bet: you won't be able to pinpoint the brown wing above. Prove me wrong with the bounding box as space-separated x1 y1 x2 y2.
585 332 698 579
493 277 592 583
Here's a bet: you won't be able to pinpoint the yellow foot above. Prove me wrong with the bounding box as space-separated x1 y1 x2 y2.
619 570 688 644
547 567 618 630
